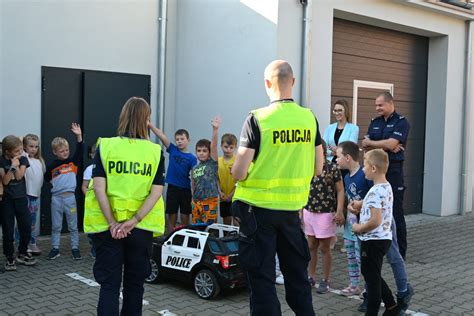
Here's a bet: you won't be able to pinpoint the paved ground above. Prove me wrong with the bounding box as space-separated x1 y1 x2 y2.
1 212 473 315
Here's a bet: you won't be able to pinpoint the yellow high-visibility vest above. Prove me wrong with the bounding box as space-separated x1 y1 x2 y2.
233 101 316 210
83 137 165 234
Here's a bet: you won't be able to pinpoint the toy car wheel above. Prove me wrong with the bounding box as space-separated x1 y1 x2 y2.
194 269 220 299
145 258 161 283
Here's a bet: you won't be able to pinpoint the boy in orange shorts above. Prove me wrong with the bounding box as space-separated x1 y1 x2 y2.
191 117 221 224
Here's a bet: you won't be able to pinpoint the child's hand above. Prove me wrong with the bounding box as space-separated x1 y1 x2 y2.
334 211 345 226
11 157 20 168
352 223 362 234
211 116 222 130
348 200 362 215
219 191 226 200
71 123 82 136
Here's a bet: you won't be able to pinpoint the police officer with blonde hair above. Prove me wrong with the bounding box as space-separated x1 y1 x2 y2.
84 97 165 315
232 60 324 315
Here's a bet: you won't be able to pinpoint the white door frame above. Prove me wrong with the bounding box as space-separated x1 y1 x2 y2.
352 80 394 124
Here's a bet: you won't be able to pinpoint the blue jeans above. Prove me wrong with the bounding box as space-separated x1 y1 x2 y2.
15 195 39 244
232 201 314 316
51 193 79 249
386 220 408 294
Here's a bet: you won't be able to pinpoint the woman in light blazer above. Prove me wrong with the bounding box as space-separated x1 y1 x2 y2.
323 99 359 165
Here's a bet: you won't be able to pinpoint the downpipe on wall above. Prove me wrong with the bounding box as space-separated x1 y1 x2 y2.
157 0 168 130
460 19 473 215
300 0 312 107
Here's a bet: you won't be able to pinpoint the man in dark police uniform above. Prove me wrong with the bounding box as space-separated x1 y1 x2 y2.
362 91 410 259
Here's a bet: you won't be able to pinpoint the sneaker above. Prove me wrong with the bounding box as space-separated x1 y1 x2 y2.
316 279 330 294
47 248 60 260
4 258 17 271
340 285 361 297
397 283 414 312
28 243 42 256
90 248 96 259
358 293 368 313
72 249 82 260
275 273 284 285
383 304 404 316
308 276 316 287
16 253 37 266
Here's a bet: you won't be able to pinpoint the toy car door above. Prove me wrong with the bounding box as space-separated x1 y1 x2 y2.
184 233 208 270
162 232 192 272
161 230 208 272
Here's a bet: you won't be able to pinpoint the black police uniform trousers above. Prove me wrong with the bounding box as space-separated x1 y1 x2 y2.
92 228 152 316
386 161 407 259
232 200 314 316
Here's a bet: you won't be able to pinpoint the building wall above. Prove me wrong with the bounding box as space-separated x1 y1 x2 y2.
166 0 278 147
1 0 472 216
0 0 159 138
275 0 471 216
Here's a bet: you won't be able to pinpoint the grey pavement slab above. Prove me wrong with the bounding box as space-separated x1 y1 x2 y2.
1 212 473 315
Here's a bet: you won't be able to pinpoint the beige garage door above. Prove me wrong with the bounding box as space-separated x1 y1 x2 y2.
331 18 428 214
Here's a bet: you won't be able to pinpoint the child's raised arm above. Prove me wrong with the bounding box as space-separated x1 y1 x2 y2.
71 123 84 163
210 116 221 162
149 122 170 148
71 123 83 143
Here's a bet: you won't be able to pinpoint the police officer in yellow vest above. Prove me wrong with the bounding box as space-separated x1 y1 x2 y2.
232 60 324 315
84 97 165 316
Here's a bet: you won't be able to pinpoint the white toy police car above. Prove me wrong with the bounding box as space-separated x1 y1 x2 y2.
146 223 246 299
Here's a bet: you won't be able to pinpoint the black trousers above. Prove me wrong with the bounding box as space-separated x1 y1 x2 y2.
360 239 396 316
232 201 314 316
0 197 31 258
92 228 152 316
386 162 407 259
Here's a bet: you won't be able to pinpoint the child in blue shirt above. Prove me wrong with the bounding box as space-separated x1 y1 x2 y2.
149 124 197 232
335 141 372 296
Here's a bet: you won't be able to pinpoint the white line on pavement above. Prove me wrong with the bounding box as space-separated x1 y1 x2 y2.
66 273 149 306
329 288 429 316
66 272 100 287
158 310 177 316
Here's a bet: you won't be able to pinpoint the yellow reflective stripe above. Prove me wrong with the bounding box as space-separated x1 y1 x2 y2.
236 190 309 203
109 198 144 211
240 177 311 188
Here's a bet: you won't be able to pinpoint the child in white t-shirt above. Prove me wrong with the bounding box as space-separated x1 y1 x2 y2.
19 134 45 255
351 149 401 316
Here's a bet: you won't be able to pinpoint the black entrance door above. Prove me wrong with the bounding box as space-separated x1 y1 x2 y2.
41 66 150 235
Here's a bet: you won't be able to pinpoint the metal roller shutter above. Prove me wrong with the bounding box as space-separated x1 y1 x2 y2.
331 18 428 214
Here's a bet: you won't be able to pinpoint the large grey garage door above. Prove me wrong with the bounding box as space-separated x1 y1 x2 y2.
331 18 428 214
